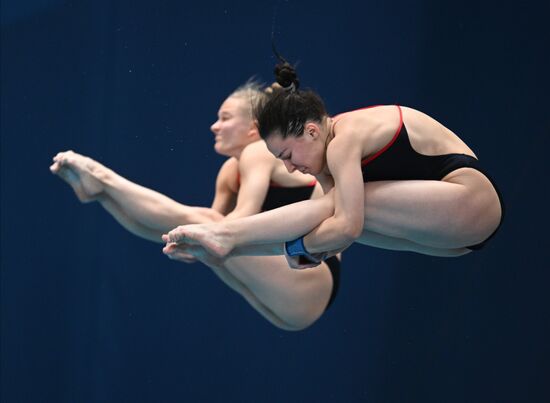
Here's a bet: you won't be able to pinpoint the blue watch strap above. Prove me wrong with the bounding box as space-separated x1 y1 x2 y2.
285 236 325 262
285 237 308 257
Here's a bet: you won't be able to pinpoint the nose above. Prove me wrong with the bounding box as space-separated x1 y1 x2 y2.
283 159 296 173
210 120 220 133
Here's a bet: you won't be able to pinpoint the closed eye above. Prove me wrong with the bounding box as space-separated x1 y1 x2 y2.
276 150 290 160
280 153 291 161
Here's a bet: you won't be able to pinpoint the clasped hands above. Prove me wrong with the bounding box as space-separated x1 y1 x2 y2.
161 234 331 270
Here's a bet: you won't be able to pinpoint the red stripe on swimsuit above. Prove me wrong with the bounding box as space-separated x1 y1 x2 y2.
361 105 403 166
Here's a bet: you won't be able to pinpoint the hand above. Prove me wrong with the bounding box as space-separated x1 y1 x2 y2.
162 242 198 264
162 235 225 268
284 248 326 270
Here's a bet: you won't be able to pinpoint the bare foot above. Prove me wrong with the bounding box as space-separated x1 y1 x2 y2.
50 150 105 202
165 223 234 258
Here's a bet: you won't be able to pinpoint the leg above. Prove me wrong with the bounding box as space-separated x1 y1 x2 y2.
167 169 501 256
361 168 502 248
206 264 298 330
51 150 223 242
164 243 333 330
220 255 334 330
357 230 471 257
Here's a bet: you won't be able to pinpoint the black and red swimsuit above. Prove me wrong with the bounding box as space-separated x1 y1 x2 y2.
337 105 504 250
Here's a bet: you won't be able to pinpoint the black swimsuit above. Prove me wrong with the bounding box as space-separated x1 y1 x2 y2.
238 178 341 310
341 105 504 250
260 181 316 212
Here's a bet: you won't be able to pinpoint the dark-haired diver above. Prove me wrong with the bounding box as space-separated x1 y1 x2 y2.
51 82 340 330
166 61 504 267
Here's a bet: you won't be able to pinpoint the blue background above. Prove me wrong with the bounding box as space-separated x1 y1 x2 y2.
1 1 549 402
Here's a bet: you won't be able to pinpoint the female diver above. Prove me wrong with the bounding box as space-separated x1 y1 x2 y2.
165 61 504 267
51 81 340 330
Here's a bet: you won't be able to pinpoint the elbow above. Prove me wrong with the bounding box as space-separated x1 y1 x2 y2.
338 219 363 243
346 224 364 242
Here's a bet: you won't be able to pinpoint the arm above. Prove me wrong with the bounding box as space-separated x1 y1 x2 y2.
300 134 365 253
163 142 310 258
226 138 364 257
223 142 273 220
210 158 239 215
166 192 336 256
177 144 362 251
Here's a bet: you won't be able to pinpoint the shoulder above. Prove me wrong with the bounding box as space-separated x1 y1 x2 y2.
216 157 239 188
328 105 401 161
333 106 392 136
239 140 277 168
219 157 239 175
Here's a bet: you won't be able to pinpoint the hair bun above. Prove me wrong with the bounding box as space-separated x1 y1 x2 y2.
274 62 300 90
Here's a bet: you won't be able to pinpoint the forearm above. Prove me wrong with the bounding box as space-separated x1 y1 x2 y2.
228 243 285 257
302 216 357 253
224 194 334 246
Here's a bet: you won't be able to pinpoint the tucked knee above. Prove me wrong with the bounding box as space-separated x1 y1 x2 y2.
279 316 318 331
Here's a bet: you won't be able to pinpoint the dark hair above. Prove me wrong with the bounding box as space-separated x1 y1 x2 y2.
255 61 327 140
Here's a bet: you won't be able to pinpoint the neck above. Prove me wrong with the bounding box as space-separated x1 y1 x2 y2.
233 138 260 160
319 117 335 175
325 117 336 143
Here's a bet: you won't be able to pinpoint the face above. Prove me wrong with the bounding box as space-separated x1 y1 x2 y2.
265 123 326 175
210 96 257 157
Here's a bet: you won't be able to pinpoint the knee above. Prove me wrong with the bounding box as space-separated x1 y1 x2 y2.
278 316 319 332
454 192 501 245
277 301 327 331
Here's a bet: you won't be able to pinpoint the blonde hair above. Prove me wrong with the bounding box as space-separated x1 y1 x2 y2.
228 79 267 120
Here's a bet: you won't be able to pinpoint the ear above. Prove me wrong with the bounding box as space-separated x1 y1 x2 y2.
248 121 260 138
304 122 321 139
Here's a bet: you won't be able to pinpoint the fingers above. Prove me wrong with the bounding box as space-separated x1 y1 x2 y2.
291 261 322 270
166 228 182 243
162 232 186 244
50 161 60 173
163 242 203 259
162 241 224 268
166 226 195 244
163 242 196 262
166 250 198 263
285 254 322 270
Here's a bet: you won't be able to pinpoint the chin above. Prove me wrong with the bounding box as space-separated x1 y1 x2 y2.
215 144 236 158
213 143 226 156
306 168 319 176
308 164 323 175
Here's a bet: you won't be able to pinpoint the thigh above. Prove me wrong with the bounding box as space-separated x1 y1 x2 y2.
362 168 502 248
357 230 471 257
207 265 296 330
223 255 334 329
